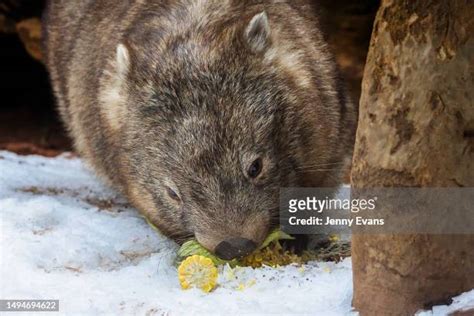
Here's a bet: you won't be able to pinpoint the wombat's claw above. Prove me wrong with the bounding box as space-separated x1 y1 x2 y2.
307 234 332 250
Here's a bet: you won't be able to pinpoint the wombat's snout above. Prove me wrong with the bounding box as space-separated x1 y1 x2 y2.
214 237 257 260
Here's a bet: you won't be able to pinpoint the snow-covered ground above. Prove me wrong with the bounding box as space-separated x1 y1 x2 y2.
0 151 472 315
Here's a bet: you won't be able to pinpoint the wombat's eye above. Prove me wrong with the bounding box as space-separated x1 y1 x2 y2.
248 158 263 178
166 187 181 202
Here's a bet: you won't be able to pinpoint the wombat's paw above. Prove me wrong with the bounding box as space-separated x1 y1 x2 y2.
307 234 332 250
280 234 309 254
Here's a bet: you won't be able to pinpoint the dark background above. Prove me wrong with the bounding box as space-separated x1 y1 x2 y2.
0 0 380 156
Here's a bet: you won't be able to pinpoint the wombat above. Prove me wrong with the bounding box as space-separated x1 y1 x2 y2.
43 0 356 259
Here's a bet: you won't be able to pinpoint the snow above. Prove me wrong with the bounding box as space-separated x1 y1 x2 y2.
1 150 472 315
417 290 474 316
0 151 354 315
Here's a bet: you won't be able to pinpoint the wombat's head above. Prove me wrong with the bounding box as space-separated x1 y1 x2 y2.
102 8 354 259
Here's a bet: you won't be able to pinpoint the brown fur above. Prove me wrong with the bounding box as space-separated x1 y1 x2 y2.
43 0 356 252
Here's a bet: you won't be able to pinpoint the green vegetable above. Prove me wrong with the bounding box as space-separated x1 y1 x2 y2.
258 230 294 250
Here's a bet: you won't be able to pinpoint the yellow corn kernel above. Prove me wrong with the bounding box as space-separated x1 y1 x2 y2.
329 234 340 242
178 255 218 292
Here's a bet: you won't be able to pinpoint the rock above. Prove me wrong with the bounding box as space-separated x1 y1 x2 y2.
16 17 42 61
0 0 45 61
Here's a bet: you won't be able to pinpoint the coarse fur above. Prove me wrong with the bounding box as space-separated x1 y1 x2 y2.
43 0 356 253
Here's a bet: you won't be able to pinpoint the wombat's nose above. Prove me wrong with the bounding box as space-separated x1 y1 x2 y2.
214 237 257 260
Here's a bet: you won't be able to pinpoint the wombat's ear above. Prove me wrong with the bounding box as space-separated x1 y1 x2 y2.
245 11 271 53
99 43 130 132
116 43 130 76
